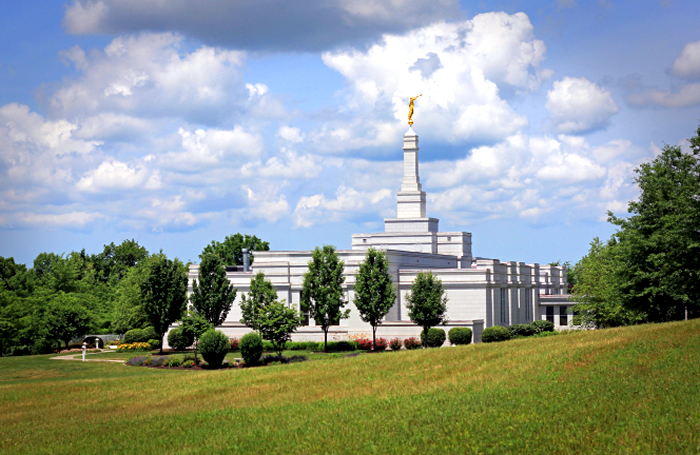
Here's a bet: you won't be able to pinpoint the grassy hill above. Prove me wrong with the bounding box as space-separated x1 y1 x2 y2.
1 320 699 454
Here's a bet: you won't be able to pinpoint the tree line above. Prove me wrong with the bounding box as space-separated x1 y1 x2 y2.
0 234 268 356
569 124 700 328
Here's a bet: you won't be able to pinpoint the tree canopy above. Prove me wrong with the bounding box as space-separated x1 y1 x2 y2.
190 253 237 326
200 233 269 267
406 271 448 347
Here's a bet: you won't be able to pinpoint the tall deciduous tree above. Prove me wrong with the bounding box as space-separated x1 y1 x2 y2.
571 238 644 328
200 233 270 267
44 293 95 351
141 254 188 354
406 271 448 348
353 248 396 349
301 245 348 351
239 272 278 332
609 139 700 322
191 253 237 326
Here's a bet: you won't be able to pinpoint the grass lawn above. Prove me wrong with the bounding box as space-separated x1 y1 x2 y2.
1 320 699 454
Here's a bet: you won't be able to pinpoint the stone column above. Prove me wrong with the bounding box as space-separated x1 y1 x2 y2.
397 127 427 218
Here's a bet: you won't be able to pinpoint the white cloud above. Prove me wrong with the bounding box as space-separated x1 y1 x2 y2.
293 186 392 227
546 77 619 134
76 159 159 192
244 187 291 223
627 83 700 108
241 148 321 179
671 40 700 80
277 126 304 144
1 211 102 228
317 12 550 151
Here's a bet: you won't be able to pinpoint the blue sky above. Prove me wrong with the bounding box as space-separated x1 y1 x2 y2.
1 0 699 266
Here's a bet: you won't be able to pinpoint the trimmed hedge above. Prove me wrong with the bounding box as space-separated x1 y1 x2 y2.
124 327 158 344
448 327 473 345
198 329 230 368
147 339 161 350
531 320 555 334
508 324 535 338
482 326 511 343
241 332 263 366
168 328 194 351
420 328 447 348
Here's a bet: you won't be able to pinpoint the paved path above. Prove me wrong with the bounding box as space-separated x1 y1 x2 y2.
51 354 124 363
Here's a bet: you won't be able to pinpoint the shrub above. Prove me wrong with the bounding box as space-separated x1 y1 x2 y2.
357 338 373 350
147 339 161 350
182 360 195 368
198 329 230 368
531 320 555 334
421 328 446 348
508 324 535 338
143 326 158 341
182 353 196 362
168 328 194 351
241 332 263 366
31 338 55 355
117 342 152 352
325 341 359 352
229 337 240 351
482 326 511 343
261 354 308 366
123 329 145 344
284 341 320 351
389 337 403 351
374 337 388 351
403 337 421 350
448 327 473 345
164 357 182 367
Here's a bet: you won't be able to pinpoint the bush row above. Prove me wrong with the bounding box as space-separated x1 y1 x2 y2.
482 320 555 343
123 327 158 344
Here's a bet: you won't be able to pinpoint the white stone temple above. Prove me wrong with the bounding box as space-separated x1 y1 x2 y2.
184 127 573 344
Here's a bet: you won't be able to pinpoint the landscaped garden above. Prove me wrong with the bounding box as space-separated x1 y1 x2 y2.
1 319 699 454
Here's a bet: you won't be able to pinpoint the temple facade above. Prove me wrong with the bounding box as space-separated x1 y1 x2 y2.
183 127 573 344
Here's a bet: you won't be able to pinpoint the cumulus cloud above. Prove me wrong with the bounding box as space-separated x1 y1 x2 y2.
314 12 550 152
76 159 160 192
293 186 392 227
63 0 461 52
546 77 619 134
671 40 700 80
48 33 255 123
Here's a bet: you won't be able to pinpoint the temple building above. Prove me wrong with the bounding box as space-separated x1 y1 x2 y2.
185 127 573 344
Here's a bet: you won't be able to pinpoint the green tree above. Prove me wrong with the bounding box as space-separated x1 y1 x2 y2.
44 293 95 351
609 138 700 322
301 245 349 351
141 254 188 354
191 253 237 326
180 311 213 364
353 248 396 349
257 301 303 357
406 272 448 348
200 233 270 267
239 272 278 332
111 262 150 334
571 238 643 328
92 239 149 283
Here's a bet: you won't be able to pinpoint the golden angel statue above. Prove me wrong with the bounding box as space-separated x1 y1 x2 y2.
408 94 422 126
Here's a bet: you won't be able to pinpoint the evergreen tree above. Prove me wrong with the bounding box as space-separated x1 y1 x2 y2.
301 245 348 351
353 248 396 349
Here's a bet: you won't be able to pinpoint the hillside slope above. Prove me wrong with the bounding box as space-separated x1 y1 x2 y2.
1 320 699 454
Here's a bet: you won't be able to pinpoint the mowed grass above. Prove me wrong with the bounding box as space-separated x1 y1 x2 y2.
1 320 699 454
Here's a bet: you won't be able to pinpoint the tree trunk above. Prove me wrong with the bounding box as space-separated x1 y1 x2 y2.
159 333 164 355
324 329 328 352
372 326 377 351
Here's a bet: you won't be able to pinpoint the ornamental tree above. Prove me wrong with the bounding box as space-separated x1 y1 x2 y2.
406 271 448 348
239 272 278 332
353 248 396 349
141 254 188 354
44 293 95 351
191 253 237 326
257 300 303 357
301 245 349 352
